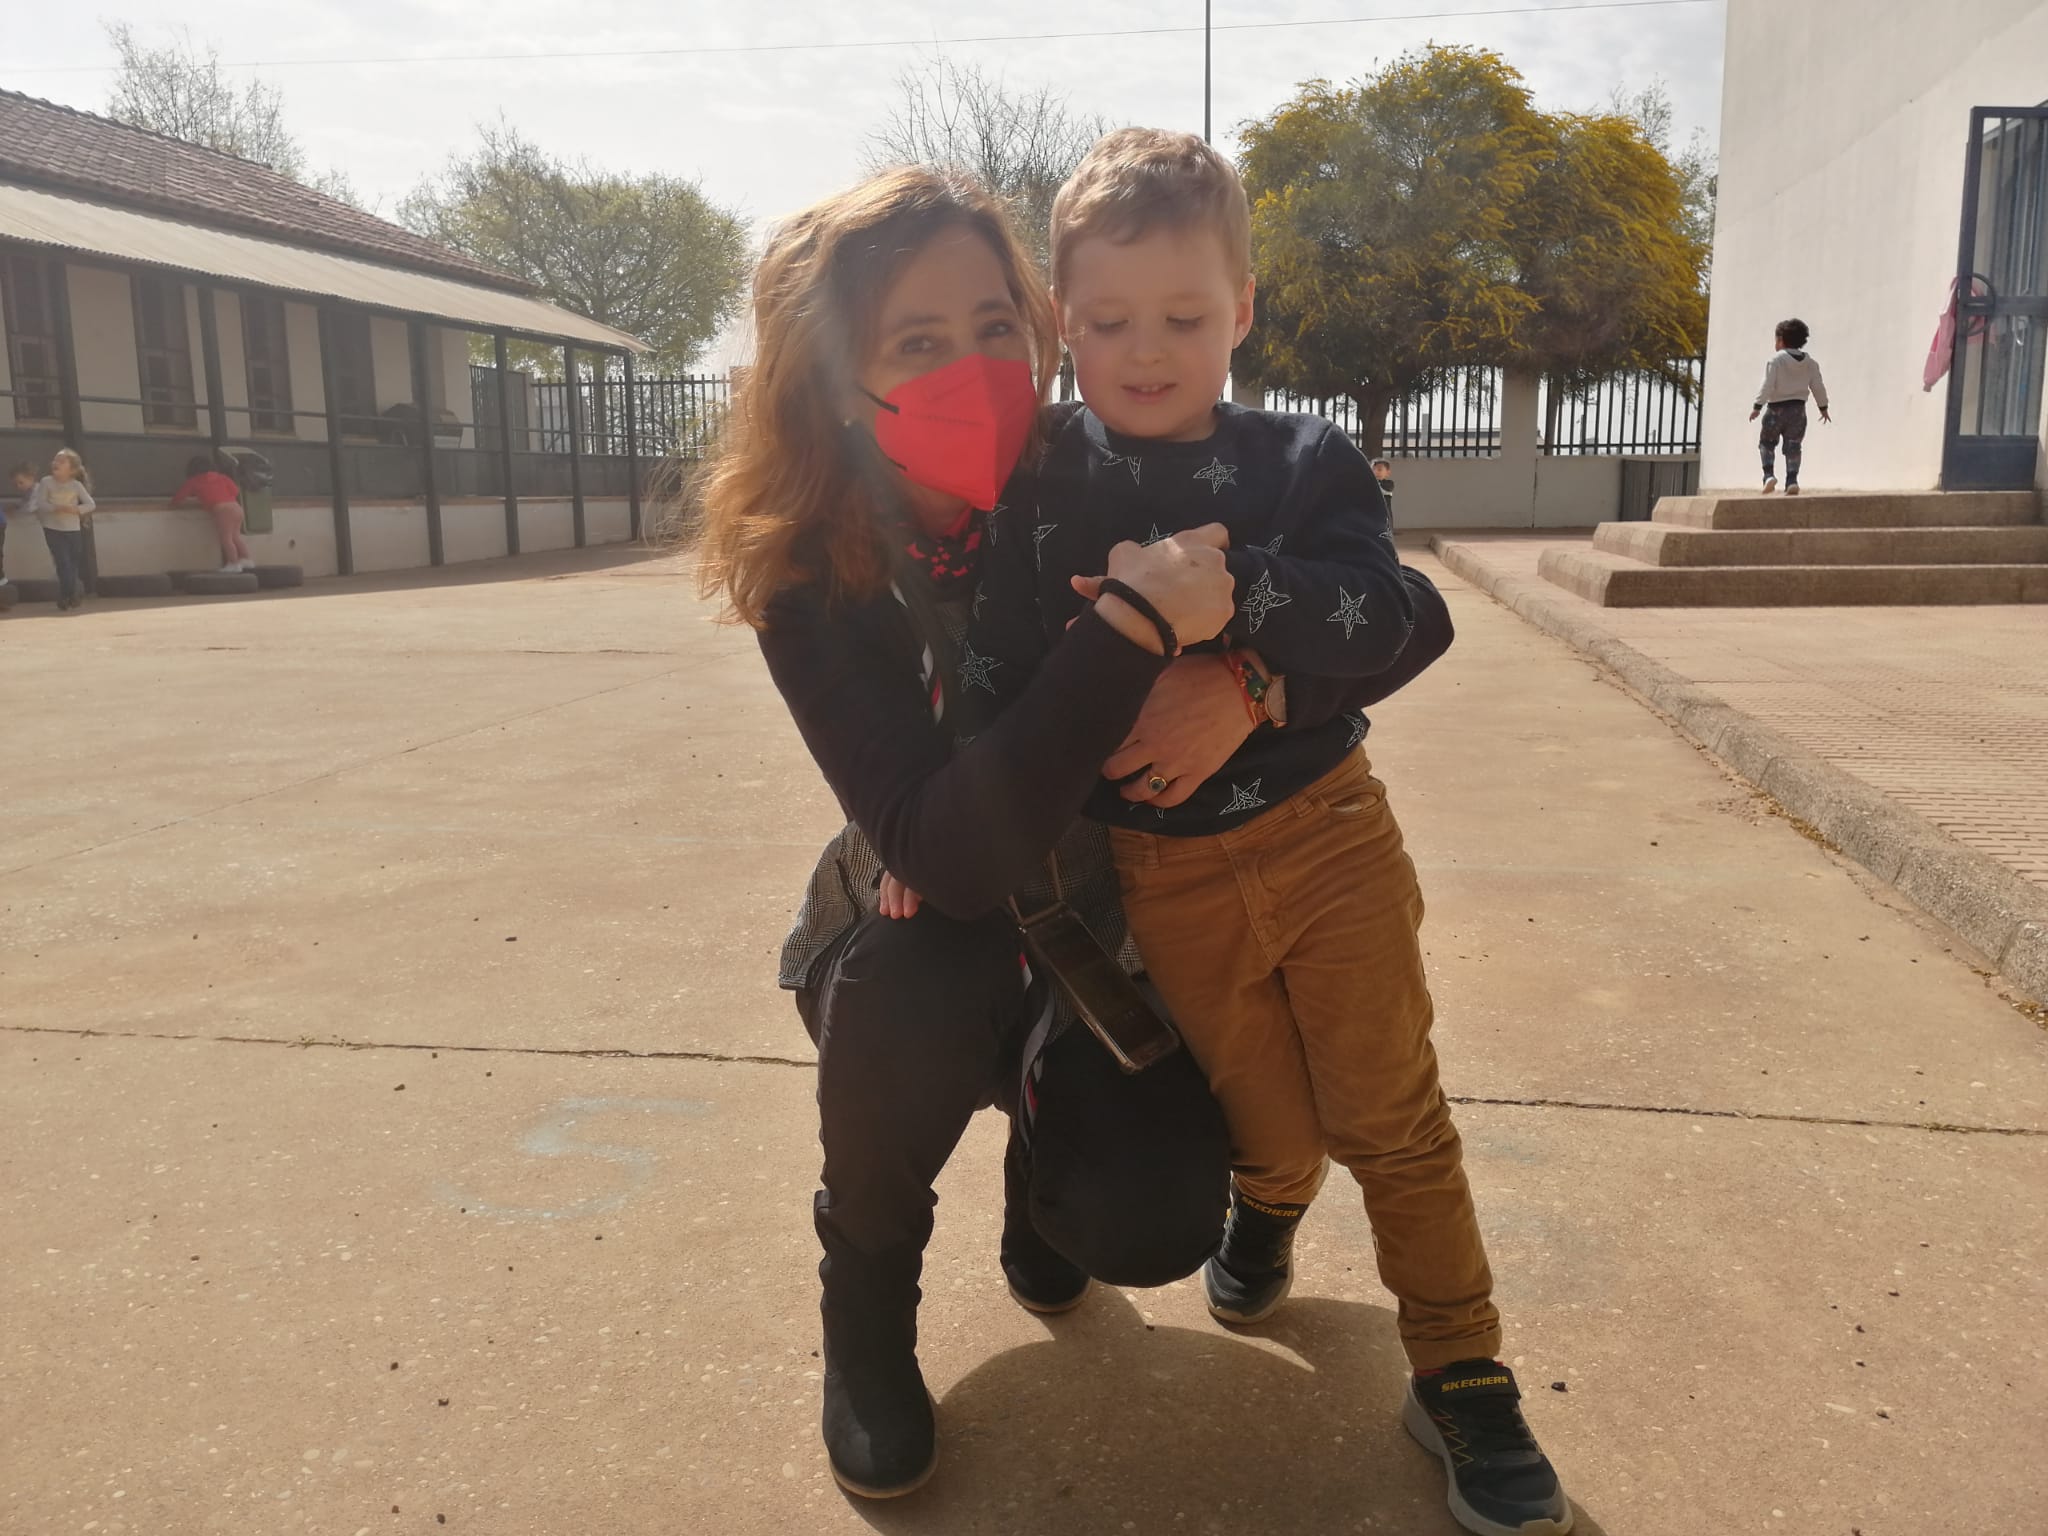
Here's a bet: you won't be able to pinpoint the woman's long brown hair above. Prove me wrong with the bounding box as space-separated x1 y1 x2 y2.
692 166 1060 628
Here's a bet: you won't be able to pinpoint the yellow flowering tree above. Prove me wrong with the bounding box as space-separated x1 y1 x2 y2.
1239 46 1708 455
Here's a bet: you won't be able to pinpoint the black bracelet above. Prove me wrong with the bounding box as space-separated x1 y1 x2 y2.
1096 577 1178 656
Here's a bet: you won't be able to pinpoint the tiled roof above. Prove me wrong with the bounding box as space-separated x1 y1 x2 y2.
0 89 531 293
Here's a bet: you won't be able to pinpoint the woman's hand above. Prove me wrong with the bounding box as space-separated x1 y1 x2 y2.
1103 653 1253 807
1071 524 1235 652
878 871 922 920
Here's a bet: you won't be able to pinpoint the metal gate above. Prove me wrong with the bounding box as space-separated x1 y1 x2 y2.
1943 105 2048 490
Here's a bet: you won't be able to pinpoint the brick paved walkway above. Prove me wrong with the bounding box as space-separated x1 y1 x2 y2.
1437 534 2048 888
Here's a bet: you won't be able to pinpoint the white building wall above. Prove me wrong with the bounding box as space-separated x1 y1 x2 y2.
210 287 249 434
70 264 143 435
283 300 328 442
0 293 14 430
437 326 474 445
1701 0 2048 491
369 315 412 421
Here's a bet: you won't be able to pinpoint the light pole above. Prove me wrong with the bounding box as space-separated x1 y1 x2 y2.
1203 1 1212 143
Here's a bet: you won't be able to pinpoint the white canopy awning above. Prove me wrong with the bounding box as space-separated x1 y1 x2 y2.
0 180 642 353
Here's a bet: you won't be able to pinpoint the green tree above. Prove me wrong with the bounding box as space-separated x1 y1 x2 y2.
1239 47 1708 455
400 123 748 376
1510 109 1710 434
102 23 363 207
1239 49 1550 455
865 58 1107 275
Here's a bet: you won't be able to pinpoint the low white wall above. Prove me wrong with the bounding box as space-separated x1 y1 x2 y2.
440 501 510 565
518 499 578 552
586 498 632 545
349 502 434 574
1383 455 1624 530
6 497 637 588
1533 456 1624 528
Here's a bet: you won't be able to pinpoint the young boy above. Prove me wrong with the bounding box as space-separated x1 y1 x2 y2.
965 129 1570 1536
1749 317 1830 494
1 462 34 587
1372 456 1396 524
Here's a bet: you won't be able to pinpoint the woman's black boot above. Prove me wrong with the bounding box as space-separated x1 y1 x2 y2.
1203 1186 1308 1325
816 1197 936 1498
999 1122 1090 1314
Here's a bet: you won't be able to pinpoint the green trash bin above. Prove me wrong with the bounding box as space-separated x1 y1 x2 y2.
219 446 275 534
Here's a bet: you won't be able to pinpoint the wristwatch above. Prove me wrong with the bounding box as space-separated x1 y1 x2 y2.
1265 673 1289 728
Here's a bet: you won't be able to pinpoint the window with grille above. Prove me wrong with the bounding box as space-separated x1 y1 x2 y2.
242 293 295 435
327 309 377 436
131 274 197 430
2 253 62 424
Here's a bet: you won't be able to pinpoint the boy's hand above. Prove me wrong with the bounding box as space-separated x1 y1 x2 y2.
878 872 921 920
1820 407 1832 423
1748 407 1760 421
1072 525 1236 652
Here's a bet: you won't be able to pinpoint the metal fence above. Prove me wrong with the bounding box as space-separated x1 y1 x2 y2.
1266 369 1506 457
466 360 1702 466
1540 359 1704 456
1257 360 1702 458
513 372 730 461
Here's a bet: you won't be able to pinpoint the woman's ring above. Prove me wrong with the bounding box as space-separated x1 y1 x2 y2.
1147 775 1170 795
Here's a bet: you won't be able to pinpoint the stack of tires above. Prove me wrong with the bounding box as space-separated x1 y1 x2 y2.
164 565 305 596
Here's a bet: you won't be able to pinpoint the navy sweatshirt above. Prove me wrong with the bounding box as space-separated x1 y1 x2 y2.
965 402 1421 834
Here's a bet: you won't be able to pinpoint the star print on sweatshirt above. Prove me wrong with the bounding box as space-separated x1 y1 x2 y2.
962 400 1418 836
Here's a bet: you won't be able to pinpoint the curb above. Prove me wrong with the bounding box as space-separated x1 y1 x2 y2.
1432 536 2048 1007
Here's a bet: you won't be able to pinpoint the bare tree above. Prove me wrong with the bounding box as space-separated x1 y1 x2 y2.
866 59 1108 273
400 122 749 375
1611 81 1718 258
103 23 364 206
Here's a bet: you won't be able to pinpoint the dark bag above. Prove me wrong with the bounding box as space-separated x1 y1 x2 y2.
1021 986 1230 1287
883 534 1231 1285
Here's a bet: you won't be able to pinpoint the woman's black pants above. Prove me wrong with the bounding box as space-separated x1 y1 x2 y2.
795 907 1027 1265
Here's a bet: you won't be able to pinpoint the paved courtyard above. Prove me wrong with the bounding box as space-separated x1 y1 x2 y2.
1437 534 2048 890
3 547 2045 1536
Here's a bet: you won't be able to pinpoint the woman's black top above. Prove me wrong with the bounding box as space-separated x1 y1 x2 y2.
758 561 1454 991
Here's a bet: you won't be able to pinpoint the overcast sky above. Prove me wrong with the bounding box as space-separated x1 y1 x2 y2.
3 0 1727 364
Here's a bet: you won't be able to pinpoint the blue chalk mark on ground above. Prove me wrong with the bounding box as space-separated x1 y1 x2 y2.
435 1097 714 1221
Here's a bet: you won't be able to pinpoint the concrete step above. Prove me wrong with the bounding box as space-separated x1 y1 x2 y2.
1652 490 2041 530
1595 522 2048 568
1539 547 2048 607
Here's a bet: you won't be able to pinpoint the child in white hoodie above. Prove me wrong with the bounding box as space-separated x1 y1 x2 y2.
1749 318 1830 495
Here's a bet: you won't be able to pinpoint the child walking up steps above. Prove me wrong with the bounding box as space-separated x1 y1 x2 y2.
1750 318 1831 494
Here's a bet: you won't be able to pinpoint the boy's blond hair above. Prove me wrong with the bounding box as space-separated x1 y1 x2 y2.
1050 128 1251 289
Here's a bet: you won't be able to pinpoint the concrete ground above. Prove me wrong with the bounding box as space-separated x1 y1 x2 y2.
1438 533 2048 889
3 547 2045 1536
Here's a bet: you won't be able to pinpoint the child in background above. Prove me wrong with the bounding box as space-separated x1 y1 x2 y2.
965 129 1570 1536
172 455 253 572
1372 456 1396 524
1749 317 1830 495
26 448 94 611
1 461 36 587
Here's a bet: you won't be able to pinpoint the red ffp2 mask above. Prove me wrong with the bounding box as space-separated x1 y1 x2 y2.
866 354 1038 512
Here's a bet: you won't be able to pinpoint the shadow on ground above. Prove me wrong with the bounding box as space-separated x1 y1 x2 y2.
853 1291 1607 1536
8 544 681 618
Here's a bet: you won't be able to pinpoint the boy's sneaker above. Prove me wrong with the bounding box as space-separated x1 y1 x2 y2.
1404 1360 1572 1536
1203 1188 1306 1325
239 559 258 571
1762 476 1777 493
1785 484 1801 496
